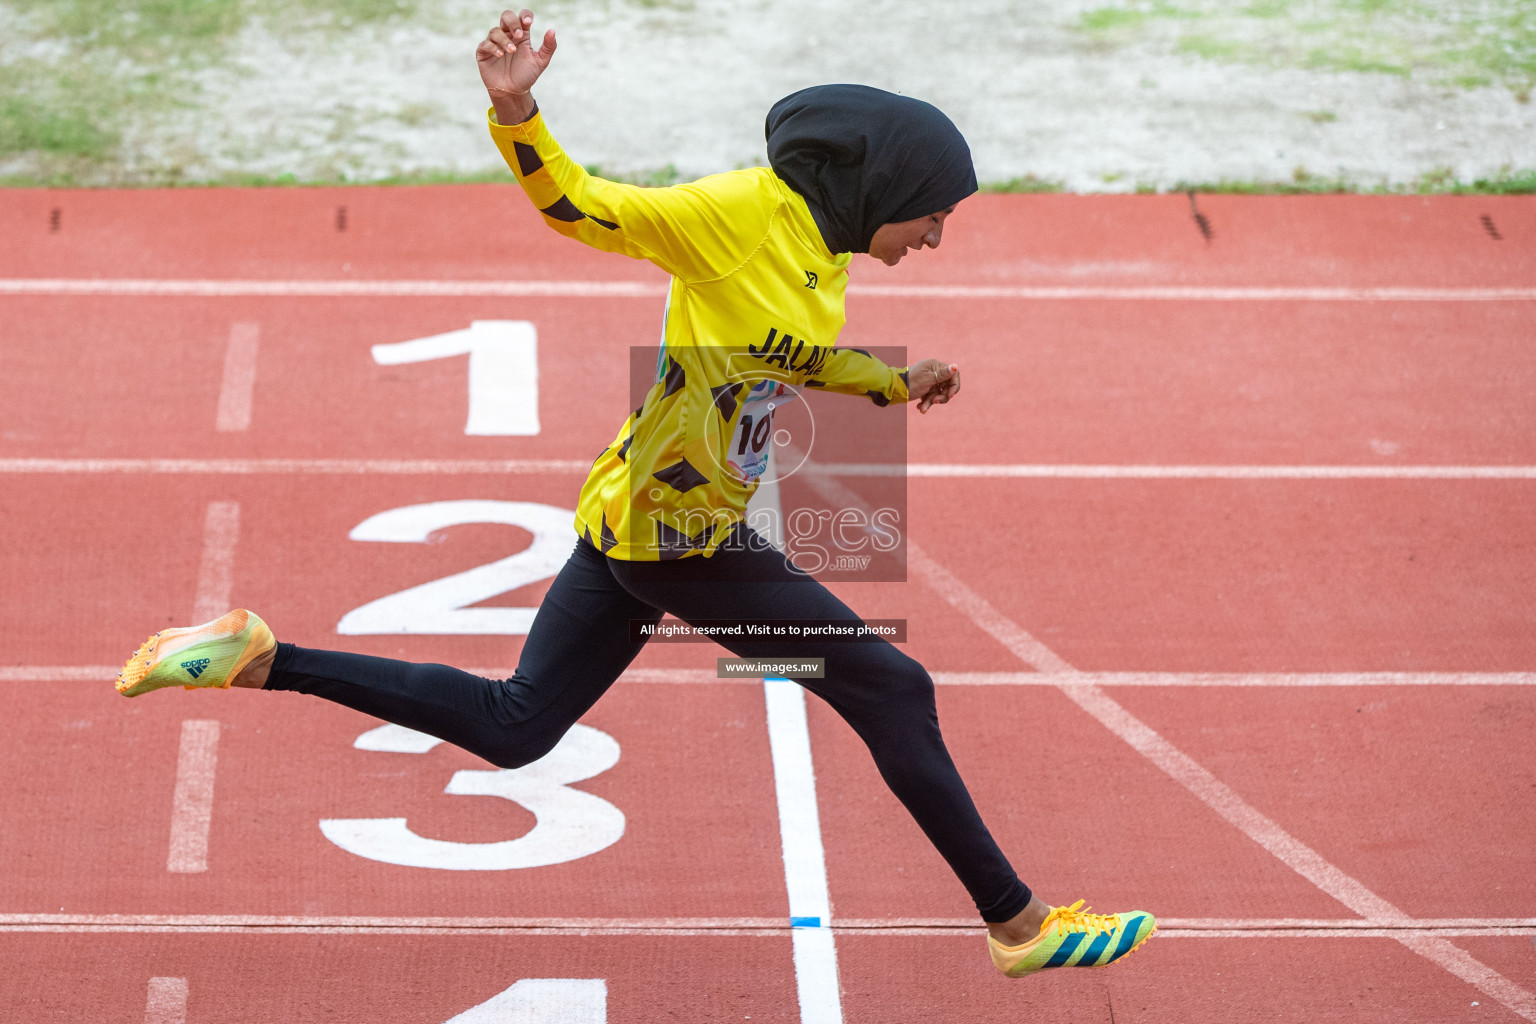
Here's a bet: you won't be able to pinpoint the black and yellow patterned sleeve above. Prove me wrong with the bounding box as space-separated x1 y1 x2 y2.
488 108 771 284
805 347 911 407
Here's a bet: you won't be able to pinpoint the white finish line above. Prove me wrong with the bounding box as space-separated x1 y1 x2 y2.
764 678 842 1024
3 278 1536 301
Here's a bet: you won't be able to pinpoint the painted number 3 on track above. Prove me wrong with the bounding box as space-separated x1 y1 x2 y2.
321 721 625 870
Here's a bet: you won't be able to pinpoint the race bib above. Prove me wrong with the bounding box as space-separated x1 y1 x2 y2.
725 380 798 483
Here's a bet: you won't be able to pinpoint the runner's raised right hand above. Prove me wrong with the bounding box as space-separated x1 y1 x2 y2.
477 9 556 121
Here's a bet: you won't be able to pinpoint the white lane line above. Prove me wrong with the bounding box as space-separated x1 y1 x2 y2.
765 678 843 1024
866 926 1536 939
214 322 259 432
850 285 1536 302
0 913 786 933
0 666 120 680
1160 928 1536 939
836 916 1536 931
167 720 220 874
834 463 1536 479
4 279 1536 301
905 542 1536 1022
4 912 1533 928
191 501 239 624
144 977 188 1024
9 666 1536 686
0 278 669 298
0 458 592 474
931 671 1536 687
1398 934 1536 1019
7 925 1536 938
5 458 1536 479
858 924 1536 939
0 913 1529 936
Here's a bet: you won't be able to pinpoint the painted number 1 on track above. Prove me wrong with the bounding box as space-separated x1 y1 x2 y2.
373 320 540 435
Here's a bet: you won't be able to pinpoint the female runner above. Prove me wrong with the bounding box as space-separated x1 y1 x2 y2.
114 8 1154 977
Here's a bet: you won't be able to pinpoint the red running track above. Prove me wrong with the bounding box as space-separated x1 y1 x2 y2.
1 186 1534 1023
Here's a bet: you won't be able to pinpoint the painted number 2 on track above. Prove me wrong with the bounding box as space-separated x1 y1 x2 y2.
338 500 573 635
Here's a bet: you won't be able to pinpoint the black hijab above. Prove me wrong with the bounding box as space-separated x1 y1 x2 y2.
765 84 977 256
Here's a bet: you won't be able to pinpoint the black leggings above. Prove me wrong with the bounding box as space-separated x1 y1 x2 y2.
266 533 1031 922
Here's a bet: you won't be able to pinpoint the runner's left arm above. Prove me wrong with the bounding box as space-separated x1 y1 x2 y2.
802 348 911 407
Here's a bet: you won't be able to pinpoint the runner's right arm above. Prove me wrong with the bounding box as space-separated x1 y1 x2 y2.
487 111 771 284
477 8 767 283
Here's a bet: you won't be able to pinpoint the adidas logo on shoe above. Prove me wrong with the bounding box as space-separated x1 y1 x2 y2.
115 609 274 698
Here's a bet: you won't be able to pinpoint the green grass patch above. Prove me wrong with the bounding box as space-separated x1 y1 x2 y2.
1172 175 1356 195
10 0 419 56
0 57 127 182
1425 166 1536 194
1177 33 1242 60
10 0 245 60
1072 0 1536 97
1302 43 1409 77
1170 166 1536 194
1080 1 1197 32
0 91 115 158
1242 0 1289 18
1081 7 1153 31
981 175 1066 194
0 0 425 183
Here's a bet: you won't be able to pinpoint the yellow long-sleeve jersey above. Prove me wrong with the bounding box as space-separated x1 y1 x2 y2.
489 108 910 561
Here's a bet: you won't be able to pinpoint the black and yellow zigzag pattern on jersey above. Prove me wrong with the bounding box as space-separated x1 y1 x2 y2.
489 108 909 561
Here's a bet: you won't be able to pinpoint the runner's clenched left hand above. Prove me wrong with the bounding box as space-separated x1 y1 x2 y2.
908 359 961 413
